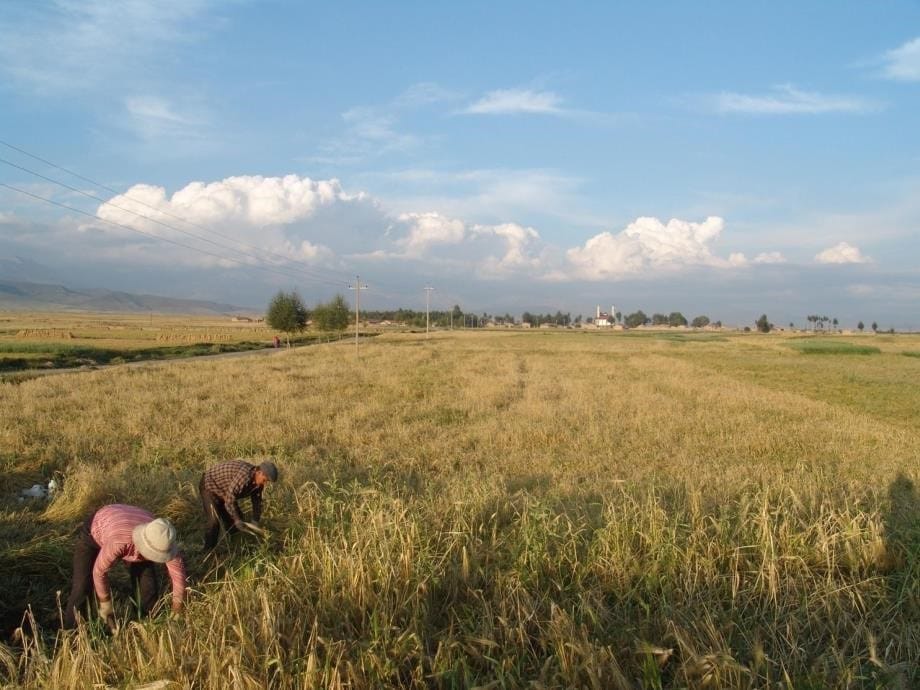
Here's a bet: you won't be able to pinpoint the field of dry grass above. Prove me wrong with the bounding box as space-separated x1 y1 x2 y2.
0 312 353 375
1 327 918 688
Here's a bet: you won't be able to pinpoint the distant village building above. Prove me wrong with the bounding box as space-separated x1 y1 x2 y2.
593 305 616 327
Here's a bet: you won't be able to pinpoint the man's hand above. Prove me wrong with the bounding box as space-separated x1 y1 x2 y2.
240 521 267 537
98 598 117 632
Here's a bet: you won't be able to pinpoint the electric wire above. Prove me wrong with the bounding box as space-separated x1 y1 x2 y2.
0 182 348 287
0 139 450 305
0 139 356 286
0 156 349 288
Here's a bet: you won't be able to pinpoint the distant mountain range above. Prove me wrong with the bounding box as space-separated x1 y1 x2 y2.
0 277 251 315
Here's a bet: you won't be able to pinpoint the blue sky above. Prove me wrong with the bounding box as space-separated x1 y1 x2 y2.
1 1 918 327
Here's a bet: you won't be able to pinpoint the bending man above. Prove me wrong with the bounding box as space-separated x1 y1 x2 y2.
64 504 186 629
199 459 278 550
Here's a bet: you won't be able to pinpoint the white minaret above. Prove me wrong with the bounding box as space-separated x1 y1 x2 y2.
596 305 601 319
611 305 616 322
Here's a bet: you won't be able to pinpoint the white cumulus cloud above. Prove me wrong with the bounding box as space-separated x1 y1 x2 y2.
396 212 467 255
565 216 738 279
99 175 354 229
471 222 543 276
815 242 871 264
91 174 371 267
881 36 920 81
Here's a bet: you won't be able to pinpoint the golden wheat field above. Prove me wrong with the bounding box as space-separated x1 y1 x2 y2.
0 325 918 689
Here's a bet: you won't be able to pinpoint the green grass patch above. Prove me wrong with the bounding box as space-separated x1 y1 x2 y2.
789 340 881 356
903 351 920 359
0 332 359 373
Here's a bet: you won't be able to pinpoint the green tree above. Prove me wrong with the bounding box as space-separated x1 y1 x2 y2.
857 321 864 332
265 291 308 346
625 310 649 328
313 294 351 331
691 315 710 328
651 313 668 326
871 321 878 333
668 312 688 327
755 314 771 333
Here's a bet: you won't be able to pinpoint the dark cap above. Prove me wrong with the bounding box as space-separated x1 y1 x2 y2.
258 461 278 482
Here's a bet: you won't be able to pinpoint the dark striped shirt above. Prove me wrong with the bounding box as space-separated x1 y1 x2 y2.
202 460 262 524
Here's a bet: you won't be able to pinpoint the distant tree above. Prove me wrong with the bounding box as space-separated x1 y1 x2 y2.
625 310 649 328
312 294 350 331
615 311 622 324
832 317 839 331
857 321 864 332
713 320 722 328
669 312 688 327
755 314 772 333
265 290 308 346
691 315 710 328
651 313 668 326
871 321 878 333
789 322 794 330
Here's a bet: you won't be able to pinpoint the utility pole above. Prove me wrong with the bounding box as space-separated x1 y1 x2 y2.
348 276 368 353
424 286 434 339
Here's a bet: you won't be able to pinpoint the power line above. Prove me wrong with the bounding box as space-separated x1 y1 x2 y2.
0 139 360 287
0 156 349 288
0 138 433 301
0 182 347 287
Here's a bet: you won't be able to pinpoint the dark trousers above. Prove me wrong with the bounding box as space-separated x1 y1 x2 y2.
63 515 160 628
199 476 237 550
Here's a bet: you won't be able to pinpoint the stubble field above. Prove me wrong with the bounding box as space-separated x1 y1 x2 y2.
1 326 918 689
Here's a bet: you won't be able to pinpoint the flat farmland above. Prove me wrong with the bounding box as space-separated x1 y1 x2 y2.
1 329 917 688
0 312 328 374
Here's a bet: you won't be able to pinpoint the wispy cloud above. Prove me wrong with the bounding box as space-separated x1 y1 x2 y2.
711 84 879 115
307 82 455 166
119 95 216 150
463 88 564 115
880 36 920 81
360 167 601 229
395 82 462 107
0 0 217 95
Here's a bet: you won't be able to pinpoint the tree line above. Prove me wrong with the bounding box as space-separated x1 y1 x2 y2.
267 293 892 341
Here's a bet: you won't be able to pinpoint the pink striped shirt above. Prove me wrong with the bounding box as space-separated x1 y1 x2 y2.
90 504 187 604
